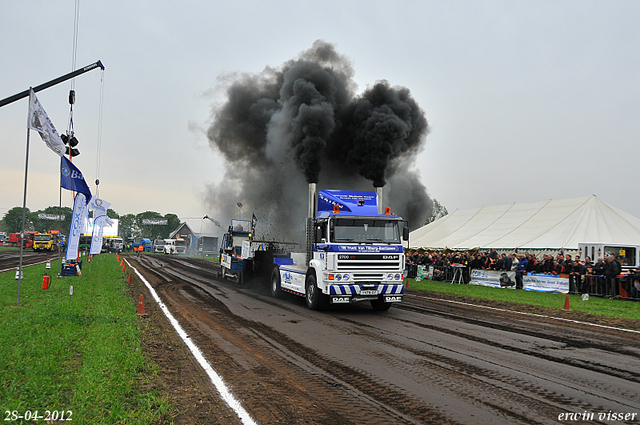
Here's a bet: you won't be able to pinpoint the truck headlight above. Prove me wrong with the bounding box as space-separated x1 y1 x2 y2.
395 274 401 280
343 274 350 281
335 274 342 281
386 273 393 280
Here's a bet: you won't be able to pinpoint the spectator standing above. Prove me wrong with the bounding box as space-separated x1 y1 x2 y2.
604 254 621 297
510 253 519 272
516 254 528 289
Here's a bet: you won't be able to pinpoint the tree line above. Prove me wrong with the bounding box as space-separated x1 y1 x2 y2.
0 207 181 242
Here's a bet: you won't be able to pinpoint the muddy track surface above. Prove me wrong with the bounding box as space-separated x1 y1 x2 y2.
126 254 640 425
0 250 59 273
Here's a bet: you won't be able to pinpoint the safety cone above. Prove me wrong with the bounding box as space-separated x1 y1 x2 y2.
127 273 132 284
563 293 571 311
45 260 51 270
120 259 123 267
122 262 126 272
14 267 21 280
76 264 82 276
137 294 146 315
117 253 120 262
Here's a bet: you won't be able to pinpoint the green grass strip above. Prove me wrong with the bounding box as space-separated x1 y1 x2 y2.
408 278 640 321
0 254 172 424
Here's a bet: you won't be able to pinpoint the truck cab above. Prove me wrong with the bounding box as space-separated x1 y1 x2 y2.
33 232 55 251
153 238 165 253
270 189 408 311
219 219 254 283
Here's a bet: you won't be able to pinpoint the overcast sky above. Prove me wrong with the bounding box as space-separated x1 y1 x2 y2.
1 0 639 224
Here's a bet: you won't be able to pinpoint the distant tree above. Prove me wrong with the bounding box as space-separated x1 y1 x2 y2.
2 207 33 233
136 211 165 239
163 213 181 238
424 198 448 225
107 208 119 219
119 214 138 242
33 206 73 234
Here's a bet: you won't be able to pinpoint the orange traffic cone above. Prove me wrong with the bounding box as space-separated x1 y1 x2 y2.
117 253 120 262
563 293 571 311
122 262 125 272
127 272 132 284
137 294 146 315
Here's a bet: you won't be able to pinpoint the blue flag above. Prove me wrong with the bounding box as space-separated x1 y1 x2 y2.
60 156 92 202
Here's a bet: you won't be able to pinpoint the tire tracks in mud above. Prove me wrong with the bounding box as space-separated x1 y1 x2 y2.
131 255 640 425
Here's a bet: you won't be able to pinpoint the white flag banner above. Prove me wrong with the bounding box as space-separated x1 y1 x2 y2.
66 193 87 261
88 197 111 216
88 198 112 255
27 89 66 157
90 215 114 255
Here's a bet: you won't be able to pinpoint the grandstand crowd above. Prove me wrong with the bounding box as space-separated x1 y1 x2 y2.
405 248 640 300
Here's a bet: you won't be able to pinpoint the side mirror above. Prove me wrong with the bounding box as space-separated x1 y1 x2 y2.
403 225 409 241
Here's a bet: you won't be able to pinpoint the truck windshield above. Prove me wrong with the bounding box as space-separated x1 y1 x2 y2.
34 235 51 241
332 218 401 244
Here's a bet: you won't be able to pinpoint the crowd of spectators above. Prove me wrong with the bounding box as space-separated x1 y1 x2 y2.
405 248 640 299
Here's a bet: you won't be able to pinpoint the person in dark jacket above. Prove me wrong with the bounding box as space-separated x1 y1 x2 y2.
604 254 621 297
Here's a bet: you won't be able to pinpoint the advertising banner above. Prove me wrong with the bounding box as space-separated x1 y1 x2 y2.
66 193 87 261
470 269 517 289
83 218 119 238
523 274 569 294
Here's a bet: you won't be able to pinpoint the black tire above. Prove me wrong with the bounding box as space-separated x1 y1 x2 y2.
305 274 328 311
270 266 283 298
371 297 392 311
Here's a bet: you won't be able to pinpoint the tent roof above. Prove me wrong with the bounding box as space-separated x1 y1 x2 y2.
409 195 640 250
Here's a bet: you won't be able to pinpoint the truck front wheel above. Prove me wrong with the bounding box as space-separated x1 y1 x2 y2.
270 267 282 298
371 297 392 312
305 274 328 311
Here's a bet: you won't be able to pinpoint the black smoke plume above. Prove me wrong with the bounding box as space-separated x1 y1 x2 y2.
205 40 432 242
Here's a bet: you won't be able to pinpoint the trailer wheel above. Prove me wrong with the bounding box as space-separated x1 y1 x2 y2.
305 274 328 311
371 297 392 312
270 267 282 298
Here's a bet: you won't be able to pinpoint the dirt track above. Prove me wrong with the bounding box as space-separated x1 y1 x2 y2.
126 254 640 425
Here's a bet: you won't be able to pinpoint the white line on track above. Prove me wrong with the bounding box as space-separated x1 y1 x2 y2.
126 259 258 425
408 293 640 334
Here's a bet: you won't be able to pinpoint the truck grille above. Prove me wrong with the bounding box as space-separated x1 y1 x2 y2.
336 254 402 272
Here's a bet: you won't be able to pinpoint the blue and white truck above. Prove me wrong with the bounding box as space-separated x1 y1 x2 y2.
231 184 409 311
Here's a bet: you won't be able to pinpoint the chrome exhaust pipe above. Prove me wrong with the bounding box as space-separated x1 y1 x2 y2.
375 186 384 215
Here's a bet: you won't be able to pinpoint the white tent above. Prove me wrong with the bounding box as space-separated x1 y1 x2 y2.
410 195 640 250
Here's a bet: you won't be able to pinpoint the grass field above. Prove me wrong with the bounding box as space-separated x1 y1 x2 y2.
408 278 640 321
0 254 172 424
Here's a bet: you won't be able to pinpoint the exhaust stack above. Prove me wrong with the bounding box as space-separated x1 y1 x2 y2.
376 186 384 215
306 183 317 265
308 183 317 219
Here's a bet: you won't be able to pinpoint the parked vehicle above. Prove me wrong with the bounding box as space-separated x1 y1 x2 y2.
153 238 166 253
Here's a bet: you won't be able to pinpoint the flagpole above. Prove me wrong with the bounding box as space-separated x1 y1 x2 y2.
17 89 34 307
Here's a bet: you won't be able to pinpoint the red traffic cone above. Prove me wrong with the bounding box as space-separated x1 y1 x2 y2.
122 262 126 272
127 272 132 284
563 293 571 311
117 253 120 262
137 294 146 315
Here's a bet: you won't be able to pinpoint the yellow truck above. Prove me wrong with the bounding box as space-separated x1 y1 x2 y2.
32 230 60 252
